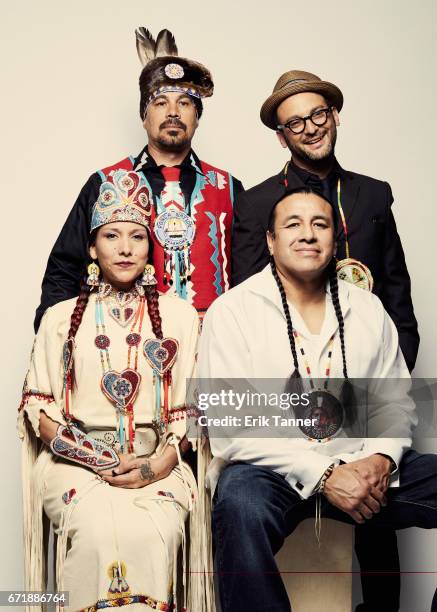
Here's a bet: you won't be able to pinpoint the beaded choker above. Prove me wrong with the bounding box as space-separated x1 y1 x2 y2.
98 282 144 328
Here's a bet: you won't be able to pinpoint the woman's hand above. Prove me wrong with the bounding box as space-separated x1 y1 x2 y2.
99 453 137 477
100 447 177 489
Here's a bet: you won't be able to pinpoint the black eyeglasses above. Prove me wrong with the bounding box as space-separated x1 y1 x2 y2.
277 107 333 134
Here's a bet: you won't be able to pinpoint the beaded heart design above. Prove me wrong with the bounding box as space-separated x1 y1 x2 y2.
101 368 141 408
143 338 179 375
62 488 77 505
107 305 137 327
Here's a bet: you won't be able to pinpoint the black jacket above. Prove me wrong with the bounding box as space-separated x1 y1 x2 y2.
231 162 419 372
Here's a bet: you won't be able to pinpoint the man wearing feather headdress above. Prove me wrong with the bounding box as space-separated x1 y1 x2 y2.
34 27 243 330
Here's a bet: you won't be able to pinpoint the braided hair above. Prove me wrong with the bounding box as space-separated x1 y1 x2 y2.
270 258 300 378
144 283 163 339
268 187 356 424
66 277 91 342
328 259 356 424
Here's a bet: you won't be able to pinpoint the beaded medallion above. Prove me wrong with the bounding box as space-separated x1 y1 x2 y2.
95 334 110 349
143 337 179 375
126 332 141 347
336 258 374 291
298 389 343 441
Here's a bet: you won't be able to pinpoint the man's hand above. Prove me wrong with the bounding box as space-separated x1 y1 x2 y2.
343 454 393 495
323 464 386 524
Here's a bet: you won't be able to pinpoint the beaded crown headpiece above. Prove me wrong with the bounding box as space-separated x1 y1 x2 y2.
90 169 152 233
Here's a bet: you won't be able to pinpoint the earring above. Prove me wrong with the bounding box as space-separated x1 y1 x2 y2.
141 264 157 286
86 261 100 287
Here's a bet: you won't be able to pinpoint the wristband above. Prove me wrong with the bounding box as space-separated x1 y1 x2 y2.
179 435 192 456
317 463 336 494
50 424 120 472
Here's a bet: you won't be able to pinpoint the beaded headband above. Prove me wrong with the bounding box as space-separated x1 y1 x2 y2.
146 84 201 107
90 169 152 233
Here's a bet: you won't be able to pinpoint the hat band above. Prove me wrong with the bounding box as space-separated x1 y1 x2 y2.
278 78 313 91
146 85 201 106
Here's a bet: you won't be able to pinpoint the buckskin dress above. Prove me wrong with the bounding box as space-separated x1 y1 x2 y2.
18 290 201 612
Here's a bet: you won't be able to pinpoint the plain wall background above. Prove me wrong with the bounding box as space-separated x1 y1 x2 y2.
1 1 436 609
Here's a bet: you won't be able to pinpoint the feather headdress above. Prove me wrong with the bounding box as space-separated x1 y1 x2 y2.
135 27 178 67
136 26 214 118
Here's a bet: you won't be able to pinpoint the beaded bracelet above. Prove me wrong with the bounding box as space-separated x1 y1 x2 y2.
179 435 192 456
317 463 336 494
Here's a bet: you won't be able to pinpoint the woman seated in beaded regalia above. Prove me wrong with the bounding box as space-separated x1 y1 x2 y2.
18 169 203 611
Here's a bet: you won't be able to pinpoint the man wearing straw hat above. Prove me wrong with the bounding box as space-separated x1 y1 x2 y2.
231 70 419 612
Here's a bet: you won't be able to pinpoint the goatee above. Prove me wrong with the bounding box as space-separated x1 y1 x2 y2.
157 134 191 152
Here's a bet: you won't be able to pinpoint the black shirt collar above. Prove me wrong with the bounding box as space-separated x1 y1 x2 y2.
133 145 203 175
288 157 346 185
132 145 202 211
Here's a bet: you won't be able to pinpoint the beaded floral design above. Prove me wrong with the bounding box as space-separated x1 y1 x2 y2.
91 170 152 232
164 62 184 79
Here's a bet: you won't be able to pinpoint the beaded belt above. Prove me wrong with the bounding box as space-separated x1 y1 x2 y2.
86 424 160 457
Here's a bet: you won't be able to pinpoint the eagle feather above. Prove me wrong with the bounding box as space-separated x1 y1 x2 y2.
155 29 178 57
135 27 157 66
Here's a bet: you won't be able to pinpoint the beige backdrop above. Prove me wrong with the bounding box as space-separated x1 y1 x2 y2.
1 0 436 609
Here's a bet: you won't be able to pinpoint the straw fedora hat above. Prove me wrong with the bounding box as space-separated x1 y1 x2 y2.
260 70 343 130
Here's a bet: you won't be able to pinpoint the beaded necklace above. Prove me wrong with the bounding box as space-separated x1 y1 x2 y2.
61 283 180 446
272 263 344 443
292 329 343 442
293 329 334 390
334 179 373 291
95 288 145 454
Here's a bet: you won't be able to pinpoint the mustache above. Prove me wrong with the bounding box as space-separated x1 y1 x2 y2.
160 119 187 130
302 129 326 144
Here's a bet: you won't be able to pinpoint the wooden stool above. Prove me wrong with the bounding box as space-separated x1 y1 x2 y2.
275 518 353 612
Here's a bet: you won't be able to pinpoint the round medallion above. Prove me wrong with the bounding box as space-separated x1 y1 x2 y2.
298 390 343 441
126 332 141 347
155 347 169 362
164 63 184 79
111 378 133 401
95 334 110 349
154 209 196 251
336 258 373 291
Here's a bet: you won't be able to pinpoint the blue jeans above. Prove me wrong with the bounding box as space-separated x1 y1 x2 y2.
212 450 437 612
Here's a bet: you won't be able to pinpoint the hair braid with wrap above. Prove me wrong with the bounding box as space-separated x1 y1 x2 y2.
328 260 347 379
144 283 163 340
67 277 91 341
328 260 356 424
270 257 300 378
